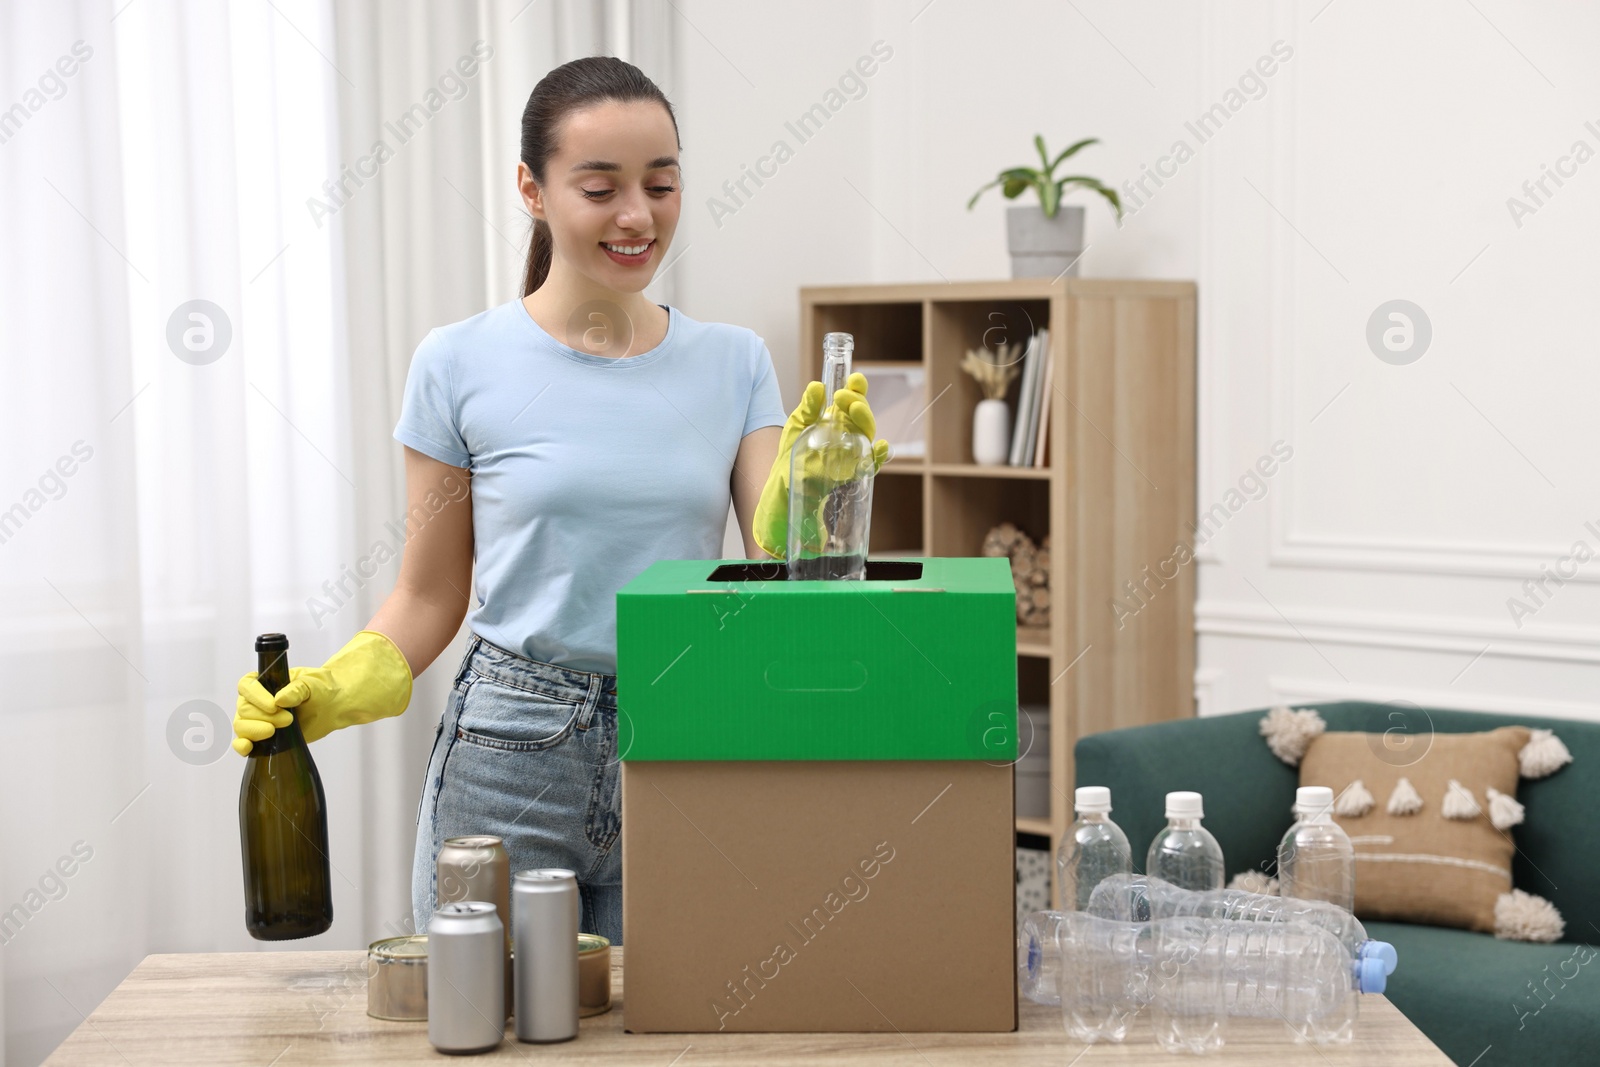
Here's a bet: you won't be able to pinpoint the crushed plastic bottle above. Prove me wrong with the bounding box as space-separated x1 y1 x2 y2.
1085 873 1397 983
1022 908 1376 1048
1018 909 1068 1006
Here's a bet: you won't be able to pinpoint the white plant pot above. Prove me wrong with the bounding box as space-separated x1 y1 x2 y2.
972 398 1010 465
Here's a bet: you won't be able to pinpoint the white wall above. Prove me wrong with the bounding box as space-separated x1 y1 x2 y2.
1191 0 1600 723
674 0 1600 723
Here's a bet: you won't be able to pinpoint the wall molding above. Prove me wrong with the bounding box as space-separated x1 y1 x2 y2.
1193 666 1227 717
1268 532 1600 584
1197 598 1600 665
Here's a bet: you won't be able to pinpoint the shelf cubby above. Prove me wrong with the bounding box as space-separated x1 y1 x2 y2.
926 474 1048 559
928 299 1050 465
811 301 922 363
869 469 924 557
800 278 1196 909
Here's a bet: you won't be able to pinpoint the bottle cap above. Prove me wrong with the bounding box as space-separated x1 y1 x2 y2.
1357 955 1388 994
1360 939 1398 976
1165 791 1204 819
1074 786 1112 814
1296 786 1335 815
255 632 289 653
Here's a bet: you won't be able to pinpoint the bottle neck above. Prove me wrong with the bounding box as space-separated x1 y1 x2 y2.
820 349 850 423
1165 816 1203 830
251 711 306 757
1077 811 1111 824
251 647 304 758
1296 809 1333 824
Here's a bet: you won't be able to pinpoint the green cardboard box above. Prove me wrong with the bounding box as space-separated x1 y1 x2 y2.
615 557 1019 762
617 557 1020 1031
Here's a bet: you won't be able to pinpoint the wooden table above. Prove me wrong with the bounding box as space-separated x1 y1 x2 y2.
46 947 1450 1064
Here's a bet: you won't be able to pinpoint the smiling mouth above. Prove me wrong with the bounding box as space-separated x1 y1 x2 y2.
601 240 654 256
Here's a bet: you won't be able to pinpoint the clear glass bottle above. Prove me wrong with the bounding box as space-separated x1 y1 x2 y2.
1145 791 1225 892
1278 786 1356 912
787 331 876 580
1057 786 1132 911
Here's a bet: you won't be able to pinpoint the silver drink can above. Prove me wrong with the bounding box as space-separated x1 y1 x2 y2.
437 836 510 930
437 835 511 1019
512 868 580 1042
427 901 504 1054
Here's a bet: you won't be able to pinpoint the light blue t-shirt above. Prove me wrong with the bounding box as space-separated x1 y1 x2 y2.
393 298 787 675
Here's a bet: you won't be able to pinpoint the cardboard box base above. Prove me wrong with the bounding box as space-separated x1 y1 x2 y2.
622 760 1017 1033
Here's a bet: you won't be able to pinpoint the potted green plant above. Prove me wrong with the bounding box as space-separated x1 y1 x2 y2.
967 135 1122 278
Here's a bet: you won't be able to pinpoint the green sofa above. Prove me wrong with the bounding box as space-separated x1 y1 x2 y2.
1075 701 1598 1066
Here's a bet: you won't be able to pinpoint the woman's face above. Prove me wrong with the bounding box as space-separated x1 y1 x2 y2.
524 99 682 293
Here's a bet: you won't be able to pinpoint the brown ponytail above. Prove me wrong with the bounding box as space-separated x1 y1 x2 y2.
520 56 679 296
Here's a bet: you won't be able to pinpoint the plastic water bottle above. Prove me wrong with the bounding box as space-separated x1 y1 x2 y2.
1196 917 1359 1044
1279 785 1356 912
1143 915 1227 1054
1026 909 1223 1050
1048 910 1149 1044
1057 786 1132 911
1017 910 1068 1006
1145 791 1224 891
1022 909 1372 1048
1086 874 1396 975
1084 873 1397 1003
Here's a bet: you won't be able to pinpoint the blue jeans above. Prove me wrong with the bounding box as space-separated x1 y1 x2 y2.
411 634 623 944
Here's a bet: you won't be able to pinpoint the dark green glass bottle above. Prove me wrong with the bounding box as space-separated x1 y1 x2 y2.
239 633 334 939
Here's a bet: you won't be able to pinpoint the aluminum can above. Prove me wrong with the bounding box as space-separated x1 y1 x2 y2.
437 835 511 1018
427 901 504 1053
437 835 509 935
512 868 580 1042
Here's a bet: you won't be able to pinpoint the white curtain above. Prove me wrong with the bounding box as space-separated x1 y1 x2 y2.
0 1 669 1062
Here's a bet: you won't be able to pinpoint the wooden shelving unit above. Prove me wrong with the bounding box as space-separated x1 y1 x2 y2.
801 278 1197 909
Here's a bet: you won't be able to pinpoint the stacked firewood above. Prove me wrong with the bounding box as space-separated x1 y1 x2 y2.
981 522 1051 627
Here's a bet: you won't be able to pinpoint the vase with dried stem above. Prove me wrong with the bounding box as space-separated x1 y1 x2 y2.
960 344 1024 465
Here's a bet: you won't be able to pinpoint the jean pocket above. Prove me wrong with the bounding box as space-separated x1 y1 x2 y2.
454 674 582 752
585 753 621 852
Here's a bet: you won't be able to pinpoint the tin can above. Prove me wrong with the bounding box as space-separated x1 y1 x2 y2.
366 934 428 1021
577 933 612 1017
512 868 579 1042
437 835 511 1019
427 901 504 1054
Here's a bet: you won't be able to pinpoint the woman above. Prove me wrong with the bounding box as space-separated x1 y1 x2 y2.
231 57 888 946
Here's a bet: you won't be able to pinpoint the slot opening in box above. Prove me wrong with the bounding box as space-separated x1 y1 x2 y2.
704 560 926 582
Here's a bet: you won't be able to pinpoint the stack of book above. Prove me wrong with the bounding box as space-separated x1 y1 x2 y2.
1007 328 1052 467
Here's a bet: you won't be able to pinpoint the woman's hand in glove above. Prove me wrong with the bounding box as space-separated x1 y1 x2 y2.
232 629 414 755
751 371 890 559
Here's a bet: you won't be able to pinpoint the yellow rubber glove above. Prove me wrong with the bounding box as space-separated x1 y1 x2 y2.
232 629 414 755
752 371 890 559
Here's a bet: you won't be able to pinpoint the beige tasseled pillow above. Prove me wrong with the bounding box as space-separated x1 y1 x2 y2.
1300 728 1529 934
1258 707 1571 942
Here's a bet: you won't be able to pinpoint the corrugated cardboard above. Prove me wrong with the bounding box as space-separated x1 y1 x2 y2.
621 759 1017 1033
614 557 1018 761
